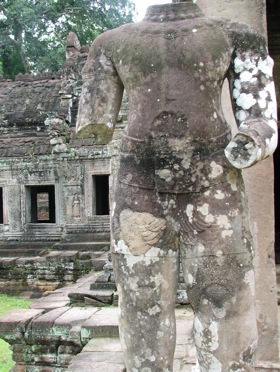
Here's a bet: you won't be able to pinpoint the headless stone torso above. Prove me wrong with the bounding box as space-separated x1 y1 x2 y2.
117 2 232 192
76 1 277 371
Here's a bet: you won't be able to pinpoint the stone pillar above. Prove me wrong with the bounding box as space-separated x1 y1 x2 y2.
6 185 22 232
197 0 279 362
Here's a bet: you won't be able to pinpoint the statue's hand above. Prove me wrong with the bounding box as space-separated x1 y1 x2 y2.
224 131 262 169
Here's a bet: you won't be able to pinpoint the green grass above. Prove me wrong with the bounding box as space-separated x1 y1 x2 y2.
0 295 32 372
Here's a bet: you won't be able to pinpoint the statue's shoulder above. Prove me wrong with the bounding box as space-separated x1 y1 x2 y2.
89 22 137 52
209 16 266 52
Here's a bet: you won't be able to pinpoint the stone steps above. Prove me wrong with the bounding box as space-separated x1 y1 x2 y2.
0 251 110 296
1 270 280 371
53 242 110 252
0 242 51 258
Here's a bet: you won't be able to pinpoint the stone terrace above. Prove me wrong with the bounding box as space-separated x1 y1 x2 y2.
0 270 280 371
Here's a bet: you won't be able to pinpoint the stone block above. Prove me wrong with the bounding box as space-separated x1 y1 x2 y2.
33 353 57 365
90 282 116 291
82 337 122 353
69 351 124 364
78 252 93 260
68 361 125 372
57 345 81 355
103 262 113 272
0 309 44 342
91 258 107 271
177 289 190 305
30 298 70 310
46 251 62 259
44 307 100 345
57 354 75 366
9 364 27 372
81 307 119 343
30 344 57 355
61 251 79 260
69 289 114 306
0 258 18 268
95 272 111 283
26 306 70 343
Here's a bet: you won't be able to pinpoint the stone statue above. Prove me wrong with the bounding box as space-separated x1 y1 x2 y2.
76 1 278 370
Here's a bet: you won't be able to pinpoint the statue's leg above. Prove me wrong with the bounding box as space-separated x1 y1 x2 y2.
111 183 179 372
178 169 258 371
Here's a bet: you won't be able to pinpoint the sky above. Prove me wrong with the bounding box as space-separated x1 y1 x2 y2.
133 0 172 22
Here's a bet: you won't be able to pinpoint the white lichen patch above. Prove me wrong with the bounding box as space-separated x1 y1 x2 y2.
188 273 196 287
208 355 222 372
209 161 223 179
194 316 203 348
111 201 116 217
235 110 247 122
186 204 194 223
157 169 172 182
208 321 219 351
217 215 231 229
264 100 277 120
234 79 242 90
264 131 278 157
227 170 238 191
197 243 205 253
150 272 171 290
240 70 253 82
214 190 225 200
157 331 164 339
259 90 268 100
258 55 274 76
205 214 214 223
236 93 256 110
134 356 144 368
244 269 255 296
197 203 209 216
222 230 233 238
233 88 240 99
257 98 267 109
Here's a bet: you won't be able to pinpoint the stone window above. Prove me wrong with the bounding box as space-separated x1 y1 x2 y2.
93 175 109 215
26 185 56 223
0 188 3 224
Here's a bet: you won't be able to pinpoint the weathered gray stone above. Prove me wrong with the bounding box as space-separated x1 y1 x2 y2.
0 309 44 342
76 0 278 370
30 299 70 310
26 307 70 343
81 307 119 343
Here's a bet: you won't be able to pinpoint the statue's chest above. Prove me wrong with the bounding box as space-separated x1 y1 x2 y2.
117 21 231 84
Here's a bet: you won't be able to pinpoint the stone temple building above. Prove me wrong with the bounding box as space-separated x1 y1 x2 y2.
0 32 128 254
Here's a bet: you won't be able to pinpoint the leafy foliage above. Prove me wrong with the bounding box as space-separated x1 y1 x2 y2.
0 0 135 79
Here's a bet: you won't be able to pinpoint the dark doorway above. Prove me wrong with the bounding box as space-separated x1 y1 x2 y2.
267 0 280 262
28 185 56 223
0 188 3 224
94 175 109 215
